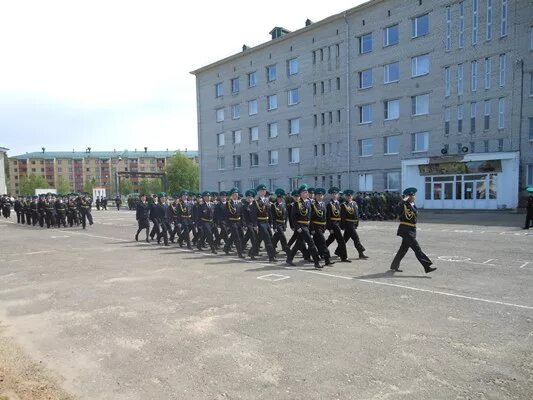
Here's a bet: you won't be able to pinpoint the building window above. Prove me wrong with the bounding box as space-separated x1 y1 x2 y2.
249 126 259 142
216 108 224 122
471 61 478 92
267 94 278 111
459 2 465 48
498 98 505 129
458 104 464 133
359 174 373 191
249 153 259 167
529 117 533 141
383 62 399 83
231 104 240 119
527 164 533 186
386 172 401 191
484 140 489 152
411 94 429 116
267 64 277 82
233 155 242 169
328 111 333 124
359 104 373 124
359 33 372 54
484 57 492 89
470 141 476 153
314 145 318 156
445 107 451 135
288 88 299 105
486 0 493 40
248 99 258 116
530 72 533 96
231 77 240 93
412 14 429 38
217 156 225 170
268 150 279 165
445 6 451 50
268 122 278 138
501 0 507 37
359 138 374 157
384 24 399 46
233 129 241 144
412 131 429 152
384 99 400 120
337 110 341 122
499 54 506 87
288 148 300 163
444 67 451 97
472 0 478 44
248 71 257 87
457 64 464 95
336 77 341 90
498 138 504 152
288 58 299 75
358 68 373 89
484 100 491 130
321 143 326 156
215 82 224 98
313 114 318 127
313 82 317 95
411 54 429 77
289 118 300 135
385 135 400 154
470 102 477 133
217 133 225 147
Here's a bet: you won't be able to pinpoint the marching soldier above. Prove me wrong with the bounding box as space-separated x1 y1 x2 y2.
241 189 257 252
67 195 79 227
30 196 40 226
523 187 533 229
248 184 276 262
55 195 68 228
390 188 436 273
286 185 322 269
310 188 334 266
135 194 151 242
197 191 217 253
341 190 368 259
155 192 170 246
149 195 160 241
176 191 193 249
14 196 24 224
325 187 350 262
78 193 94 229
271 188 289 254
24 196 32 225
44 194 57 228
214 191 229 249
223 188 245 258
168 195 180 243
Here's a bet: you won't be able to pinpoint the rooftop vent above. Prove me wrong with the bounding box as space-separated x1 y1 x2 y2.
242 44 250 51
305 19 313 27
269 27 291 40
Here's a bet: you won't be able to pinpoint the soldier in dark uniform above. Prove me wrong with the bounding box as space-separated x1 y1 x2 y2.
44 194 57 228
67 194 79 227
23 196 32 225
311 188 334 266
102 196 108 210
248 184 276 262
271 189 289 254
78 193 94 229
95 196 101 211
37 195 46 227
223 188 245 258
325 187 350 262
341 190 368 259
197 191 216 253
30 196 40 226
135 194 151 242
191 193 201 246
390 188 436 273
214 191 229 249
523 187 533 229
149 195 160 241
286 185 322 269
14 196 24 224
154 192 170 246
168 195 180 243
241 189 257 252
177 191 193 249
55 195 68 227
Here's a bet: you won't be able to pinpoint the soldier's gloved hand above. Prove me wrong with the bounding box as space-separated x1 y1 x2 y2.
297 228 302 233
329 230 334 235
253 227 258 233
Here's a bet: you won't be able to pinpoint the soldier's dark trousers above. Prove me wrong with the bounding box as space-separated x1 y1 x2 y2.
16 211 23 224
31 212 39 226
224 222 244 256
524 211 533 229
216 224 229 247
272 225 288 252
157 221 170 245
26 212 32 225
57 213 67 228
150 219 160 239
244 227 258 254
180 224 192 247
391 236 433 271
169 219 180 242
287 230 298 248
80 210 93 229
250 222 276 260
326 225 348 260
199 221 215 251
312 227 331 262
39 213 45 227
343 225 366 256
45 212 57 228
287 227 319 264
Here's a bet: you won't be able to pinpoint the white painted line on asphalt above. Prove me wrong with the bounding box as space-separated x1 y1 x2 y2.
301 270 352 280
438 255 472 262
481 259 495 264
257 274 290 282
51 235 70 239
57 230 129 242
519 262 531 269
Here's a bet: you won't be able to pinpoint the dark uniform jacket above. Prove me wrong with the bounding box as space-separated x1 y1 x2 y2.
177 200 193 225
136 201 150 222
225 200 242 223
310 200 327 231
55 200 67 215
198 201 215 223
396 200 418 238
249 198 270 227
341 201 359 228
326 200 342 230
290 199 312 229
270 201 287 230
214 201 227 227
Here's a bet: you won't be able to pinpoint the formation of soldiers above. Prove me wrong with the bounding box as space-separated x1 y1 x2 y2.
0 193 94 229
134 185 404 269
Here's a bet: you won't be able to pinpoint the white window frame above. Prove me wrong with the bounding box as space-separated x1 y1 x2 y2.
288 148 300 164
288 88 300 105
385 171 401 191
412 131 429 152
384 62 399 83
233 130 241 144
529 117 533 141
458 103 464 133
445 106 451 135
267 64 277 82
233 155 242 169
248 71 257 88
384 24 399 47
458 63 464 95
412 94 429 116
384 99 400 120
501 0 508 37
486 0 493 41
268 122 278 139
459 2 465 48
249 126 259 142
484 100 491 130
411 54 430 77
359 33 372 54
248 99 258 116
484 57 491 89
268 150 279 165
472 0 478 45
445 67 451 97
499 54 506 87
412 13 429 38
359 68 373 89
385 135 400 155
446 6 452 50
231 104 240 120
471 60 478 92
289 118 300 135
250 152 259 167
358 174 373 191
217 156 225 170
359 138 374 157
215 82 224 98
288 58 299 75
528 164 533 186
498 98 505 129
267 94 278 111
231 77 240 93
216 108 224 122
359 104 373 124
217 133 225 147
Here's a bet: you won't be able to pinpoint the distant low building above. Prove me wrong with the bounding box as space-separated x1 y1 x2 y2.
8 149 198 195
0 147 8 195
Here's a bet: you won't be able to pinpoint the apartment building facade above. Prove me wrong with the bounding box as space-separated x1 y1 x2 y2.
8 149 198 195
192 0 533 209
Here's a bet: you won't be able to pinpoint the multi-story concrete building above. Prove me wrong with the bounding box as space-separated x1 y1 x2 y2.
191 0 533 209
8 149 198 195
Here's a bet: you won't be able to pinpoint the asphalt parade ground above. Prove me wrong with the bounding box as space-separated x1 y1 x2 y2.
0 210 532 400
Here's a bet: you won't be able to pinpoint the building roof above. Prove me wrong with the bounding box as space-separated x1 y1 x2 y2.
190 0 375 75
0 147 9 152
10 150 198 160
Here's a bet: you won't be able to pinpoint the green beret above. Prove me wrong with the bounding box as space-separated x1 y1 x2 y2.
298 184 308 193
307 187 315 194
343 189 354 196
403 187 417 196
229 187 239 195
291 190 299 196
328 187 340 194
245 189 256 197
527 187 533 193
157 192 167 198
219 191 228 196
256 183 267 191
201 191 211 197
314 188 326 195
274 188 286 197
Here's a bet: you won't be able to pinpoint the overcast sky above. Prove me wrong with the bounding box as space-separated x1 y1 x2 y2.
0 0 364 156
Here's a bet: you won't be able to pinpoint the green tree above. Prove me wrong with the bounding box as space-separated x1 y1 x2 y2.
165 152 199 194
120 179 133 196
139 178 163 195
56 175 71 194
83 178 96 194
139 178 150 195
19 174 49 195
